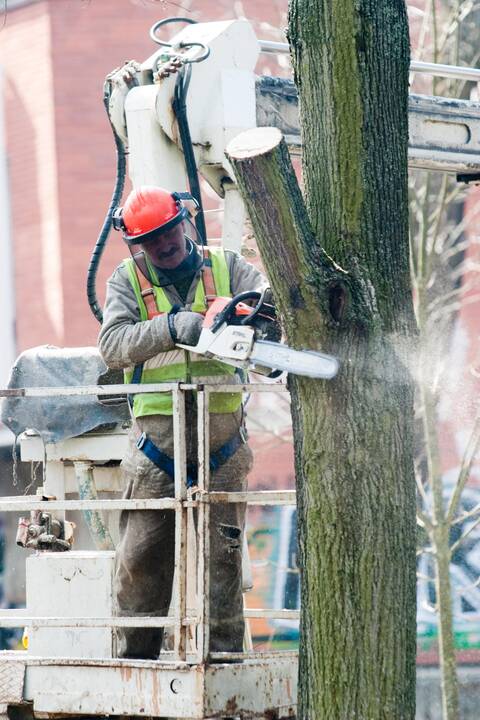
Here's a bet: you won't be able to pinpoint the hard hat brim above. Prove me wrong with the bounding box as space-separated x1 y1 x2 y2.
122 206 188 246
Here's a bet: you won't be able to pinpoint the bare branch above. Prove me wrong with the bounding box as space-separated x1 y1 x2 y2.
452 501 480 525
448 261 480 284
444 206 480 249
428 293 480 324
454 575 480 594
416 470 430 507
443 237 479 262
447 413 480 522
417 546 435 556
438 0 475 53
457 48 480 96
417 509 435 533
419 600 438 614
411 0 432 67
450 514 480 554
417 572 436 583
417 172 432 283
444 184 465 207
426 174 449 272
427 279 480 313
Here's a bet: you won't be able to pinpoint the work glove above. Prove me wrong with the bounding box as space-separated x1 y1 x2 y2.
171 311 204 347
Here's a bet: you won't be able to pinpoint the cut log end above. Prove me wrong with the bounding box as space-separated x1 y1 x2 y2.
226 126 283 160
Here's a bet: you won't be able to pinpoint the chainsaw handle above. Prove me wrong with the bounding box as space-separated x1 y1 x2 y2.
210 291 262 332
237 287 273 326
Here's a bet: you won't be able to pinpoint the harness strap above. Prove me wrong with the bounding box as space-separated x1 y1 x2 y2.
128 363 144 409
134 248 217 319
201 248 217 308
135 266 162 320
136 430 246 488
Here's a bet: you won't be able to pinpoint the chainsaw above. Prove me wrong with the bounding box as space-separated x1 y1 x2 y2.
177 290 339 380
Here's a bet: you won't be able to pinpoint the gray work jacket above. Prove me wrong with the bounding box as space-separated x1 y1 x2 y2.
98 250 267 462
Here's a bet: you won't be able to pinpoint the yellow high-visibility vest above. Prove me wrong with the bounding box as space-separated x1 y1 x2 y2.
123 248 242 416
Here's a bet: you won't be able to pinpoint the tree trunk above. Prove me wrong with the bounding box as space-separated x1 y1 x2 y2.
227 1 417 718
434 527 459 720
422 376 460 720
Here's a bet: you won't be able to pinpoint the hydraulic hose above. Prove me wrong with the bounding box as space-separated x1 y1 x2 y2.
88 17 209 323
172 55 208 245
87 89 127 324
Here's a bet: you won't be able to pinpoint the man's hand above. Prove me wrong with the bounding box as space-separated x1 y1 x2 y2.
172 312 204 347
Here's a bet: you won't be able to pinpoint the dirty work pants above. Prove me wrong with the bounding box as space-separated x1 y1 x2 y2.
115 407 252 659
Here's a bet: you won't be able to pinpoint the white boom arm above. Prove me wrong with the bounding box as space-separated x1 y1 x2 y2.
107 20 259 250
106 18 480 253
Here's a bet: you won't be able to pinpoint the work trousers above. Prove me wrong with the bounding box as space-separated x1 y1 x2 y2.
114 405 252 659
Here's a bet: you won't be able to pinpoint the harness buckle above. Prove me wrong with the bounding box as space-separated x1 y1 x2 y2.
140 288 155 298
136 432 147 450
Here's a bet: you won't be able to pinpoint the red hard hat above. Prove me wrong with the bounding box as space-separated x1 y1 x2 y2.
113 186 188 245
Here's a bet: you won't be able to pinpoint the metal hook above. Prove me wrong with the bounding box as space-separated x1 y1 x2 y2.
149 18 210 64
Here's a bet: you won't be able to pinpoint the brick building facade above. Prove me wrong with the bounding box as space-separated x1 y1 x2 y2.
0 0 287 357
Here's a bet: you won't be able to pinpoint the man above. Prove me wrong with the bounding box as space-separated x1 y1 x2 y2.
99 185 269 659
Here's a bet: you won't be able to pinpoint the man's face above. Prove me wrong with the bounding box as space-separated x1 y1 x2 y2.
141 223 188 269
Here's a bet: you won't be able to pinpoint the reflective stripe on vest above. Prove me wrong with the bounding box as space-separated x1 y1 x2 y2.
123 248 242 417
133 247 223 318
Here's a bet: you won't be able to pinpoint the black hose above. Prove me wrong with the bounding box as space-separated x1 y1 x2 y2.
150 16 208 242
88 18 208 323
86 90 127 324
173 65 208 245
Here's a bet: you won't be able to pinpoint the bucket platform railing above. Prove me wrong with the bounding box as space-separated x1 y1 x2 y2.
0 380 298 719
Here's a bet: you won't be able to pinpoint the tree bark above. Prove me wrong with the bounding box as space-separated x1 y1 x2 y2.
227 1 416 718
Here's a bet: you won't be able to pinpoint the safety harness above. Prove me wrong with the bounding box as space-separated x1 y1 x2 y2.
135 246 218 317
131 248 246 486
136 430 245 488
123 248 240 417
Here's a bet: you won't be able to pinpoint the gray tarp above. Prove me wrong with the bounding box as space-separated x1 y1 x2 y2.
1 346 130 443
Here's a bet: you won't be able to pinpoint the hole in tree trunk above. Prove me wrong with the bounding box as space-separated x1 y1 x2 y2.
329 283 347 322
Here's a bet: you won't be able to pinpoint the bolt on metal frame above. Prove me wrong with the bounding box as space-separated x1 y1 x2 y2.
0 381 298 665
